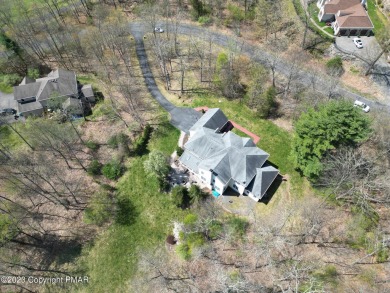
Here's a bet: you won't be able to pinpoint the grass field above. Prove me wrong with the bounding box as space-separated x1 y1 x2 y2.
78 122 186 292
367 0 389 33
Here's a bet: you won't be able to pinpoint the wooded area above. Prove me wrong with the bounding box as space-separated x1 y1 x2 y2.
0 0 389 292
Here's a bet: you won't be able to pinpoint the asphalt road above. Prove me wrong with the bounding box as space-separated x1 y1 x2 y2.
129 22 390 114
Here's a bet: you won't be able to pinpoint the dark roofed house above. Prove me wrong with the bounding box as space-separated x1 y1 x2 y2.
13 69 94 117
317 0 373 36
179 108 279 202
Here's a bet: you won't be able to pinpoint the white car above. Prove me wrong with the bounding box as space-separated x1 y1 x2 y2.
354 100 370 112
353 38 363 49
154 27 164 33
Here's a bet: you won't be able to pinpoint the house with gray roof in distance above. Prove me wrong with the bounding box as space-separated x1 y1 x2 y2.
14 69 95 117
180 108 279 202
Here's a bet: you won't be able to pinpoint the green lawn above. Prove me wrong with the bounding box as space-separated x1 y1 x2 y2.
324 27 334 35
308 2 327 27
78 122 186 292
367 0 388 33
0 124 28 149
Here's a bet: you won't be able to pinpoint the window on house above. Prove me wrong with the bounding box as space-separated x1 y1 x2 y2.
201 176 206 181
215 186 220 191
212 171 218 176
233 184 238 190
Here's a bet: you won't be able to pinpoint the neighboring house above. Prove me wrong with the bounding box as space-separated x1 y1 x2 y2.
13 69 95 117
317 0 374 36
179 108 279 202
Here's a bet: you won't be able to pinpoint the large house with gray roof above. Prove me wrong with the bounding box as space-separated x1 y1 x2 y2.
14 69 95 117
179 108 279 202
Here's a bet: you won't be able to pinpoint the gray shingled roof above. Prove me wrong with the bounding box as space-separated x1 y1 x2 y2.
189 108 228 133
14 83 41 100
81 84 94 98
246 165 279 199
17 101 43 113
180 108 278 195
14 69 78 102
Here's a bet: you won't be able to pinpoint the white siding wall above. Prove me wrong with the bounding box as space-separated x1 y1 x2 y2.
213 177 226 194
199 168 211 184
227 179 245 195
248 192 260 202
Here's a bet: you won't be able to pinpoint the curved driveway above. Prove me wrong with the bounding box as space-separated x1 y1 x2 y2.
132 28 201 133
130 22 390 114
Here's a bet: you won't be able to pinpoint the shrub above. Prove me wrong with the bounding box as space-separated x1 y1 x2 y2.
188 185 208 204
376 246 389 263
134 124 152 155
186 232 205 248
176 243 191 260
87 159 102 176
176 146 184 156
183 213 198 226
107 134 119 148
171 185 190 208
102 160 123 180
256 86 277 118
326 56 344 76
27 68 39 79
313 265 338 286
198 16 211 25
226 217 249 240
85 140 99 151
207 220 223 240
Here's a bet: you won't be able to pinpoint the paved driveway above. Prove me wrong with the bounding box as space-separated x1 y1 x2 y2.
129 22 390 114
335 36 386 64
132 32 201 133
0 91 16 110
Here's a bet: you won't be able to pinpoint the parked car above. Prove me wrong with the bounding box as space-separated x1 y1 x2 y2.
154 27 164 33
0 108 16 116
353 38 363 49
354 100 370 113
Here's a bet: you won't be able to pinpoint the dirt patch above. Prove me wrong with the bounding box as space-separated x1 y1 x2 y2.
270 117 293 132
341 61 387 102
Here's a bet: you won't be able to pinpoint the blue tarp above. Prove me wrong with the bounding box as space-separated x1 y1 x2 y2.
212 190 220 198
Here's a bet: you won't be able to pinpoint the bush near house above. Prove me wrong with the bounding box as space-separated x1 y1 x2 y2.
102 160 123 180
134 124 152 155
171 185 191 208
176 146 184 156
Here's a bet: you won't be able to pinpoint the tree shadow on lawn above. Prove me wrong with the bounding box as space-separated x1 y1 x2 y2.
115 197 138 226
37 234 84 269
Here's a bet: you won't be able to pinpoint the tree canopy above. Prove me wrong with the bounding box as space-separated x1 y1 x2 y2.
143 150 170 181
291 100 371 179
